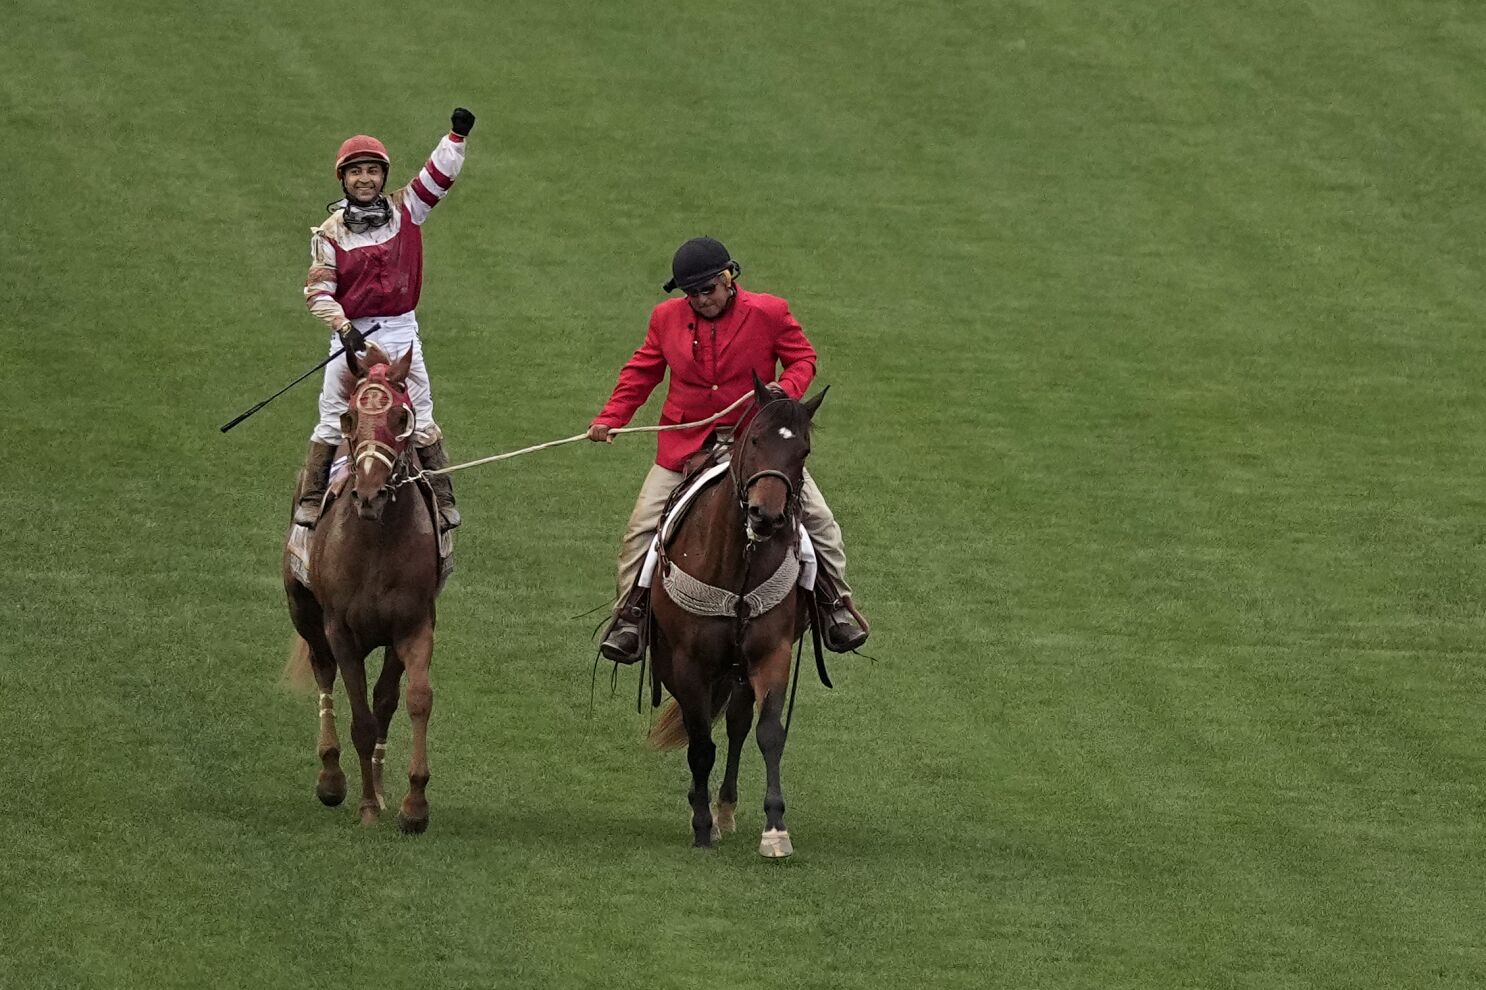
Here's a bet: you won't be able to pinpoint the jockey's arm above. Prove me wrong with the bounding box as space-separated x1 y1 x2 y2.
304 228 350 335
400 131 467 226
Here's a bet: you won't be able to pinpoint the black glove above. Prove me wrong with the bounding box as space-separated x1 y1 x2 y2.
451 107 475 137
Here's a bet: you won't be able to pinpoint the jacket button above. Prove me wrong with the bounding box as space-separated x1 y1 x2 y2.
711 385 718 391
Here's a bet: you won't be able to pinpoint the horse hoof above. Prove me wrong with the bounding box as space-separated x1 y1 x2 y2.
359 803 380 827
710 824 722 843
758 829 793 859
397 812 429 836
713 802 737 835
316 773 347 807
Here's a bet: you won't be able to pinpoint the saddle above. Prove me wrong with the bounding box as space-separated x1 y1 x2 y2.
658 429 735 548
286 446 454 592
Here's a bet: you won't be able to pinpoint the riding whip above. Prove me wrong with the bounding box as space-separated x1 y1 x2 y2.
219 322 382 433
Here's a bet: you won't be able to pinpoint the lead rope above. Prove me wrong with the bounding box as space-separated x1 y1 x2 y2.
396 391 757 487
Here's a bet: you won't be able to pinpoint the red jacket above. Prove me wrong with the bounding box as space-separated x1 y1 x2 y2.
593 289 818 471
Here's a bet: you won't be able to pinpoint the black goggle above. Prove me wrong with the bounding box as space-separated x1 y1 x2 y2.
343 198 391 233
328 197 392 234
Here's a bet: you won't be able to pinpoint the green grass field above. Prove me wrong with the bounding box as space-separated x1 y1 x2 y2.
5 0 1486 986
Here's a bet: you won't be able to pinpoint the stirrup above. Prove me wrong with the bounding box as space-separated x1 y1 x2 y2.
820 599 869 653
600 619 643 665
437 505 461 530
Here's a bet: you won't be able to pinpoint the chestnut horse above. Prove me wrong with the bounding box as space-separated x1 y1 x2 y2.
646 375 827 857
283 341 442 833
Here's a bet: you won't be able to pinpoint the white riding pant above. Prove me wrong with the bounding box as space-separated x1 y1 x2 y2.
310 311 442 447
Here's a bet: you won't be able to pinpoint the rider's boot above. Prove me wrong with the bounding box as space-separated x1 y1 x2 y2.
600 581 650 665
416 439 461 531
813 566 869 653
292 441 338 529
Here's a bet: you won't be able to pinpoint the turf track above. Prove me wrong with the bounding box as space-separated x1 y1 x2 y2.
4 1 1485 987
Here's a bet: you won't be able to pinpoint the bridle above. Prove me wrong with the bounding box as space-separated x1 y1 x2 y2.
729 398 804 545
347 372 417 498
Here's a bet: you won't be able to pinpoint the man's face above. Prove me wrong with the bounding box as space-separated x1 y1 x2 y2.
341 161 387 205
685 277 731 320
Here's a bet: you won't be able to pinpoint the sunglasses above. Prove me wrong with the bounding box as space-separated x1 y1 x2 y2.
683 281 721 298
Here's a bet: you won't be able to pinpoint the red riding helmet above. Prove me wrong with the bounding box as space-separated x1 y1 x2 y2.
334 135 391 177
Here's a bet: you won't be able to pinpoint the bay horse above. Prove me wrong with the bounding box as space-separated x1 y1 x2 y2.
283 340 442 833
646 374 827 857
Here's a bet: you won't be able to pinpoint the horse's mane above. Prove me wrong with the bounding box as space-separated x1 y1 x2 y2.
333 343 394 401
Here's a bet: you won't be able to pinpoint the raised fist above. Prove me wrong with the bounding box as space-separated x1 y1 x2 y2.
451 107 475 137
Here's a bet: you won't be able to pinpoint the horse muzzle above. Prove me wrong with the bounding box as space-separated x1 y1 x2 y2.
351 486 389 521
746 501 787 541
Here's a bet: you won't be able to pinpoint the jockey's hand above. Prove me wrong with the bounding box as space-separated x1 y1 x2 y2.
451 107 476 137
765 381 787 397
587 423 614 444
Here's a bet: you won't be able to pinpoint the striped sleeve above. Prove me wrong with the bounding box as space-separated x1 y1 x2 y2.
403 132 466 226
304 226 347 331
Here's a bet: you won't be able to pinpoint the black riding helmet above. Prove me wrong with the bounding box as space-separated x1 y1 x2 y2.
663 236 742 293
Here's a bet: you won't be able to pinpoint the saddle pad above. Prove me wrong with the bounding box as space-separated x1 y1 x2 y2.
286 522 312 587
660 460 732 546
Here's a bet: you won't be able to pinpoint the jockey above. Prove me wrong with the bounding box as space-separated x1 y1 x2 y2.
587 236 870 664
292 107 476 532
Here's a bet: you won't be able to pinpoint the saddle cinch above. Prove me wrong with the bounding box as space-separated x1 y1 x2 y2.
286 446 455 592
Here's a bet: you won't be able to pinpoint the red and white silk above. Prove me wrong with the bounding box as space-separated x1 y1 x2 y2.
303 131 466 447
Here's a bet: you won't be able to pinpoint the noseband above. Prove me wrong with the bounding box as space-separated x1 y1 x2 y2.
736 469 796 510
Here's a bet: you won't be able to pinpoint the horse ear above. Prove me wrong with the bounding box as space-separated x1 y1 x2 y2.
389 347 413 387
802 385 829 418
752 370 771 406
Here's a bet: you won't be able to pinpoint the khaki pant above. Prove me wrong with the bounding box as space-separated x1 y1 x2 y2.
615 464 850 601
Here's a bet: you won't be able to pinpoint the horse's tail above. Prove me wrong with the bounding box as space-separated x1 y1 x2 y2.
282 634 316 694
648 699 689 750
647 680 737 751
